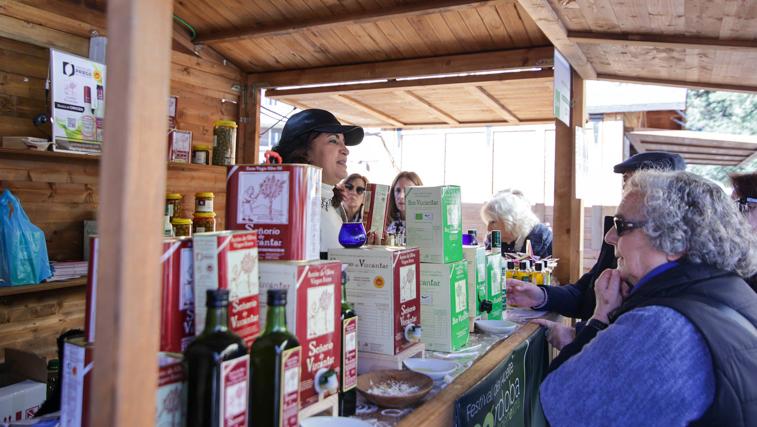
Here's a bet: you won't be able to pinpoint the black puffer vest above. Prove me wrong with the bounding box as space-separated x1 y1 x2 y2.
611 261 757 427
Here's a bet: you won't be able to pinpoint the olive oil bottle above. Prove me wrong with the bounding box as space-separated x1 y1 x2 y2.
184 289 249 427
339 270 358 416
250 289 301 427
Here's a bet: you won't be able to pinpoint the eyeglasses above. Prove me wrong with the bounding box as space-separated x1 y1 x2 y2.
735 197 757 214
613 216 646 236
344 183 366 194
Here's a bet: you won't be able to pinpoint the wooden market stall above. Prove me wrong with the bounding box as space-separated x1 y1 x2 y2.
2 0 754 425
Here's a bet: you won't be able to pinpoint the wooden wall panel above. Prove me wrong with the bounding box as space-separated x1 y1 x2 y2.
0 286 86 363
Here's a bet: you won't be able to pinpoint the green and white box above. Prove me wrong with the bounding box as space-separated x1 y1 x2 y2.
406 186 463 264
485 253 503 320
419 260 469 352
462 245 487 332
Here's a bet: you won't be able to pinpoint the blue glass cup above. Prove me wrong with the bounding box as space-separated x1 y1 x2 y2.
338 222 367 248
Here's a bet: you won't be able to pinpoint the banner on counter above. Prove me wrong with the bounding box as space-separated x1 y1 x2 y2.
50 49 106 153
454 328 548 427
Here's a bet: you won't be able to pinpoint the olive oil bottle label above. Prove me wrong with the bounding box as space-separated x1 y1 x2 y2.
279 346 302 427
219 354 249 427
342 316 358 392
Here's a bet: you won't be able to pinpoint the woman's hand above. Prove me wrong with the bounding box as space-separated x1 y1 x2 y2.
531 319 575 350
506 279 546 308
592 269 625 323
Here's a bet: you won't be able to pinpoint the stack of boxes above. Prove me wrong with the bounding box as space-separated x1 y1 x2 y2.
328 246 421 370
406 186 470 352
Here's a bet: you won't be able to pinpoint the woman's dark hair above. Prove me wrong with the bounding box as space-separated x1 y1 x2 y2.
730 171 757 199
388 171 423 221
272 131 321 164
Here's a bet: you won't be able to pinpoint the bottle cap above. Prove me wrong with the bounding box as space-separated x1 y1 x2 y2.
267 289 288 306
519 260 530 270
206 288 229 307
480 300 493 313
467 229 477 236
506 260 515 270
534 261 544 272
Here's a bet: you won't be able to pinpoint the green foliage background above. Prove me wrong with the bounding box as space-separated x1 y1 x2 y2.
685 90 757 186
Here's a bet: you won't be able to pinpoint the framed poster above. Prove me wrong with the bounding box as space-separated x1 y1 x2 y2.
50 49 106 153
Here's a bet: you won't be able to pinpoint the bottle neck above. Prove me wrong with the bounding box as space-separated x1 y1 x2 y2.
204 305 229 333
265 305 288 334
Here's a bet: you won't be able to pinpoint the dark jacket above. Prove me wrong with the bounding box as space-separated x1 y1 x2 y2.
552 261 757 426
501 223 553 258
541 216 616 321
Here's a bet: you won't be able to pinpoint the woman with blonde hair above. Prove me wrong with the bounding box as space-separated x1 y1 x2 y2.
480 189 552 257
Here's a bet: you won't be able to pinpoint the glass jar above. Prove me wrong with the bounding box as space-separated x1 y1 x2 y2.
165 193 183 220
171 217 192 237
192 212 216 234
195 192 215 213
192 144 211 165
212 120 237 166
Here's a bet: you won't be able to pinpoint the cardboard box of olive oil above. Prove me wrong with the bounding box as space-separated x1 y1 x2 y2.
328 246 421 356
258 260 342 409
419 260 469 352
462 245 488 332
405 186 463 264
485 253 503 320
362 183 390 235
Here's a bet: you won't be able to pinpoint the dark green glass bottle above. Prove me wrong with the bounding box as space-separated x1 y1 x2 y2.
184 289 249 427
250 289 301 427
339 270 358 416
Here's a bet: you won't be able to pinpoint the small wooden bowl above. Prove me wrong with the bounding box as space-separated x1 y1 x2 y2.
357 369 434 409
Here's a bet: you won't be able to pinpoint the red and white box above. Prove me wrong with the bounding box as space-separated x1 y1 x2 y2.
156 353 186 427
160 238 195 353
328 246 421 355
258 260 342 408
225 164 321 261
362 183 390 235
193 230 260 346
61 337 93 427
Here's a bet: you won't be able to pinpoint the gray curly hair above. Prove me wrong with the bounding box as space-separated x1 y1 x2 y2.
626 170 757 277
480 189 539 248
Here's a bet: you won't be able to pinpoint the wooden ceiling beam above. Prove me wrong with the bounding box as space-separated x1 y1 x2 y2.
196 0 508 44
265 69 553 97
466 86 520 122
382 119 554 128
249 46 554 88
598 73 757 95
568 31 757 53
640 143 754 157
398 91 460 125
330 95 406 127
515 0 596 79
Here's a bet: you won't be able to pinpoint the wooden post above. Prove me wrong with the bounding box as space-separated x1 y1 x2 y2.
238 81 262 164
552 69 585 284
90 0 173 425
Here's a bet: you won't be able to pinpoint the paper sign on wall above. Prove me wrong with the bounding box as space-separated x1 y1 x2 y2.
50 49 106 153
554 50 571 126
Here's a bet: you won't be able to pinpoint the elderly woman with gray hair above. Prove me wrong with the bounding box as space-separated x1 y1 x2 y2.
540 170 757 427
480 189 552 257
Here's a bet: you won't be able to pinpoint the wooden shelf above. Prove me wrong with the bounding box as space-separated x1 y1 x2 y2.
0 147 230 172
0 276 87 297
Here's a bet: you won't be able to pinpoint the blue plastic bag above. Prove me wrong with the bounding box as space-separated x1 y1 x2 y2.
0 189 52 285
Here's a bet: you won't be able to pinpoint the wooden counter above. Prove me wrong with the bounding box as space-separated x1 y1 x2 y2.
398 321 547 427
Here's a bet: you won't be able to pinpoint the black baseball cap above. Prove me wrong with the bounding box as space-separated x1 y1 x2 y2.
277 109 364 149
613 152 686 174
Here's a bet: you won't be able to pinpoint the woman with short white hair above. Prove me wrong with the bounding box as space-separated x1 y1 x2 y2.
540 170 757 426
480 189 552 257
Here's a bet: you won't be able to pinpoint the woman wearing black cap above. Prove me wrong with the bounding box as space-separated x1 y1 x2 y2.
272 109 364 257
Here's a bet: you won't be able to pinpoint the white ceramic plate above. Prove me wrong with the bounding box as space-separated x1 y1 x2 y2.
475 319 519 335
403 358 458 380
300 416 373 427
